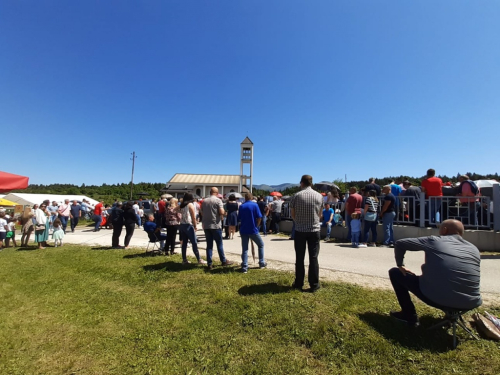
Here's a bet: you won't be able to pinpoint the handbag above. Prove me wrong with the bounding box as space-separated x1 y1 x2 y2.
36 224 46 231
364 211 377 222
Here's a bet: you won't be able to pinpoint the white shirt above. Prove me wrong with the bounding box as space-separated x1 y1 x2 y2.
133 204 139 214
7 222 15 232
0 218 7 232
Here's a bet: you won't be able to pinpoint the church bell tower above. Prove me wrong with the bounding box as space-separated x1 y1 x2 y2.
240 137 253 193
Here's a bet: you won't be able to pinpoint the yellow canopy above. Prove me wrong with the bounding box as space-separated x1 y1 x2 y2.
0 198 18 206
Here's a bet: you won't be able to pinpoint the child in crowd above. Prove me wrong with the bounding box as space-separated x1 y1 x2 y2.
350 213 362 248
52 218 65 247
5 217 18 247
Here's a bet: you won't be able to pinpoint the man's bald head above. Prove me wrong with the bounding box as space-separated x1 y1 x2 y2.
439 219 464 237
210 187 219 195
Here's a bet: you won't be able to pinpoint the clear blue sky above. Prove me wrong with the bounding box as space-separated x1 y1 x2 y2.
2 1 499 186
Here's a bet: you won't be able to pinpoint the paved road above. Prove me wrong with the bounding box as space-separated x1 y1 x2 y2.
60 226 500 300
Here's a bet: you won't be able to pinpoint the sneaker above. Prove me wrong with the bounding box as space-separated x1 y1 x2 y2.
259 262 267 269
221 260 235 266
239 268 248 274
324 237 330 242
358 244 367 248
367 243 376 247
187 243 191 248
390 311 420 327
198 259 207 265
182 260 191 265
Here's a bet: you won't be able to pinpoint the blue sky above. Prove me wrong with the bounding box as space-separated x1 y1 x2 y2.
2 1 499 186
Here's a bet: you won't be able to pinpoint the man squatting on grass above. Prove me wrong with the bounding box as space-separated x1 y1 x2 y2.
388 219 481 327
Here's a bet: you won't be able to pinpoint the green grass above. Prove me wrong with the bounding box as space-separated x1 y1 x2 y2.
0 245 499 375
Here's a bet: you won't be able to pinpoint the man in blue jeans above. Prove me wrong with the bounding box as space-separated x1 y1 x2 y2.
380 185 396 246
201 187 235 270
238 193 267 273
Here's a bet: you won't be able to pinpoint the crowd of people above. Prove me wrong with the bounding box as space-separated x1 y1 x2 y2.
0 171 484 335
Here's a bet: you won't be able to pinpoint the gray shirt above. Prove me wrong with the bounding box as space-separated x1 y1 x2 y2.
395 235 481 310
201 195 224 230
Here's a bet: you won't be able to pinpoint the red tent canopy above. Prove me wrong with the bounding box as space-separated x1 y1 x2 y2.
0 171 29 193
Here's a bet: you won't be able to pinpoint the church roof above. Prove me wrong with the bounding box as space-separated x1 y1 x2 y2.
241 136 253 145
167 173 241 185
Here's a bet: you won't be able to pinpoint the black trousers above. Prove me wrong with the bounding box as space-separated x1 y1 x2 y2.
271 213 281 233
388 267 446 316
124 223 135 247
70 217 79 231
165 225 178 253
294 231 320 290
112 224 123 247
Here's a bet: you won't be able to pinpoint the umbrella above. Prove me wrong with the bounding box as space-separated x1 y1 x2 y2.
161 194 173 199
474 180 499 199
321 193 327 196
270 191 282 197
475 180 498 188
225 192 243 199
282 195 291 200
0 171 29 193
315 182 340 192
0 198 18 207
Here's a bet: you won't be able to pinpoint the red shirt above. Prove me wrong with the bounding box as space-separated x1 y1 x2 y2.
94 203 103 215
421 177 443 198
158 200 166 214
346 193 363 215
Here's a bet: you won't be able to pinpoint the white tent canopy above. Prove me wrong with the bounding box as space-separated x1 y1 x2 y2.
2 193 99 207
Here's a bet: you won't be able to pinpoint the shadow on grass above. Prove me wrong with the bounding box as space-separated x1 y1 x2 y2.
359 312 455 352
91 246 114 250
481 254 500 259
16 246 38 251
123 252 164 259
143 261 198 272
238 282 293 296
208 266 238 274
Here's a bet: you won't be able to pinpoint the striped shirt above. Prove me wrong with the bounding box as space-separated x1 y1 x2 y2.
290 187 324 232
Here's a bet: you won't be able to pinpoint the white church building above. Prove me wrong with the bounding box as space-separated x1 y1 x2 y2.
163 137 254 198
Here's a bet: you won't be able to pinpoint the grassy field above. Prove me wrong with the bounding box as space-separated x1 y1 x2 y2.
1 244 499 375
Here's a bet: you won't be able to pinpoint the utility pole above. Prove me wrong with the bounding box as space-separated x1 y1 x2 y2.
130 152 137 200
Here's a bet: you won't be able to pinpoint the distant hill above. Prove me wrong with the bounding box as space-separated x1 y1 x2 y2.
253 183 299 192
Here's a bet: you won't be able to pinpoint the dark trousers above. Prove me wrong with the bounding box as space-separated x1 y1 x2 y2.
294 231 320 290
165 225 178 253
388 267 446 316
60 216 69 233
70 217 79 231
112 225 122 247
124 223 135 247
271 212 281 233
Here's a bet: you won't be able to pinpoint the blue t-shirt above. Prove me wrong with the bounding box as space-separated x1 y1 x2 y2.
238 201 262 235
70 204 82 217
390 184 402 197
383 193 396 212
143 221 157 233
322 208 334 224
